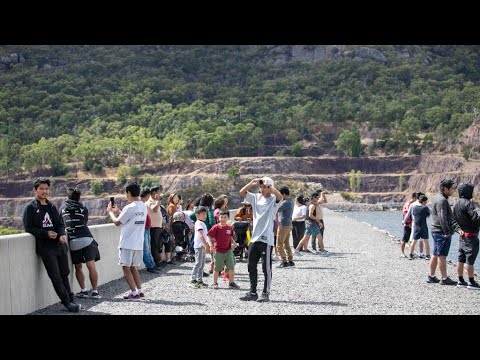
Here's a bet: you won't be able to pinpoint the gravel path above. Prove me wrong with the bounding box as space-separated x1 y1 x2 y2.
32 209 479 315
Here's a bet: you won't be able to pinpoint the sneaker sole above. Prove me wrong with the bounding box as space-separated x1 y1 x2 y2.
467 286 480 290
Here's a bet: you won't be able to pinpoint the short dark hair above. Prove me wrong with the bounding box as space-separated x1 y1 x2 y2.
219 209 230 217
316 188 323 194
194 197 202 207
126 182 141 197
279 186 290 195
439 179 454 191
296 195 306 205
150 186 161 193
67 188 81 202
34 177 50 190
418 195 428 203
195 206 207 215
412 192 418 199
140 188 151 198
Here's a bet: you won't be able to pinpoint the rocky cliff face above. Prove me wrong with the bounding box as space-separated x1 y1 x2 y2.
2 155 479 229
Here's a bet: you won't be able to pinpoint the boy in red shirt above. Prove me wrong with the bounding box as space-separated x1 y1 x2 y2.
207 209 240 289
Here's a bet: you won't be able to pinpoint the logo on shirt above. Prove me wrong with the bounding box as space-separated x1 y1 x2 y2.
42 213 53 228
226 230 232 235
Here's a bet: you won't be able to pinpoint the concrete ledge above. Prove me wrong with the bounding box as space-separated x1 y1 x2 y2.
0 224 126 315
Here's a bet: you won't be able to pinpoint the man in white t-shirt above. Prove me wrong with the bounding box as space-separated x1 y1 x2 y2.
239 177 282 302
107 182 147 300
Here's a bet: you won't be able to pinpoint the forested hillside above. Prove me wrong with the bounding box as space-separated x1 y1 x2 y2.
1 45 480 176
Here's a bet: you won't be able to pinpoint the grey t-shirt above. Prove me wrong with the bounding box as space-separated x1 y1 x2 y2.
245 191 280 246
277 198 294 227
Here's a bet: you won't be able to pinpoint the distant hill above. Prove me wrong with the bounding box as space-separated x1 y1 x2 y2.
1 45 480 176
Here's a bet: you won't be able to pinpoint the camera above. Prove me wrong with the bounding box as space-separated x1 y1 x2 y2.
259 179 264 185
109 197 115 207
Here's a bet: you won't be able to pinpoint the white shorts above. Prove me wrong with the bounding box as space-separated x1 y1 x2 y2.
118 248 143 267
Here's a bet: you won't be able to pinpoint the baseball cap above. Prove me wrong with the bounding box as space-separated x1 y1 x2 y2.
260 177 274 187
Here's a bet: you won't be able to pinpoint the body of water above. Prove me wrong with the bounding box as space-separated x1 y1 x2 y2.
342 210 480 273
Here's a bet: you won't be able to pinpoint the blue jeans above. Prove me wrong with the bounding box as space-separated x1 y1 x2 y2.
432 232 452 257
143 229 156 269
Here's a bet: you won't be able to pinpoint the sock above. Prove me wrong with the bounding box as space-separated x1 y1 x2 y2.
458 276 464 282
92 289 98 294
138 288 143 293
131 290 138 296
81 288 88 292
469 277 475 284
442 277 448 281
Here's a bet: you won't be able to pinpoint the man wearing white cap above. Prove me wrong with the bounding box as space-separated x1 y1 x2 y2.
239 177 282 302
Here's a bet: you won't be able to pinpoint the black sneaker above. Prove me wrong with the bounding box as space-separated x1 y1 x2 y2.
425 255 431 260
257 292 269 302
427 275 440 284
457 279 468 288
203 271 209 277
240 292 258 301
75 290 89 298
467 281 480 290
90 291 102 299
228 282 240 289
288 261 295 267
277 261 289 268
66 303 80 313
147 268 160 274
196 281 208 288
190 280 198 288
440 277 456 286
409 254 415 260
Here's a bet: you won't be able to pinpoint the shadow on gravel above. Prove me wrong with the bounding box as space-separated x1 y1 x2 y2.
294 267 336 270
270 300 348 307
104 298 207 306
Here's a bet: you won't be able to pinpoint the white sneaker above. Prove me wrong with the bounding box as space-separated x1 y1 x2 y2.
310 249 318 254
293 250 303 256
319 250 329 256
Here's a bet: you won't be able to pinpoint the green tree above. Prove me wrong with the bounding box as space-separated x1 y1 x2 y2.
337 126 362 157
356 170 362 192
226 165 241 186
349 170 356 192
90 180 104 196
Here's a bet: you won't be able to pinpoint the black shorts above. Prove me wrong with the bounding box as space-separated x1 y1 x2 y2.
458 236 479 266
402 225 412 242
70 240 100 265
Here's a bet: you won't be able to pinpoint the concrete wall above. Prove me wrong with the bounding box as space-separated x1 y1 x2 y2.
0 224 130 315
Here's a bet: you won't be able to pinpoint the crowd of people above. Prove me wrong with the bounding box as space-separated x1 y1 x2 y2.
401 179 480 289
23 176 329 311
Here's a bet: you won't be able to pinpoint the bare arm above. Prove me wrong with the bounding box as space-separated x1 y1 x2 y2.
269 186 283 203
107 204 122 226
240 179 258 198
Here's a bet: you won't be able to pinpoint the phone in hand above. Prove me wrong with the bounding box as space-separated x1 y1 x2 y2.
109 197 115 207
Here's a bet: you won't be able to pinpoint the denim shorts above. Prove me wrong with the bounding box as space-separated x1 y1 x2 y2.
432 232 452 257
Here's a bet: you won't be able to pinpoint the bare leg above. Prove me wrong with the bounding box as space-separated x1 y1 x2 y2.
130 266 142 290
213 271 219 284
228 268 235 282
457 261 465 277
466 264 475 278
317 234 324 252
423 239 430 256
438 256 448 278
122 266 137 291
429 256 438 277
85 260 98 291
74 263 86 289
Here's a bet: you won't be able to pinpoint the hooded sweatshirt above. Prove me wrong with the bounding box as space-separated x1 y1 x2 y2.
453 183 480 234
